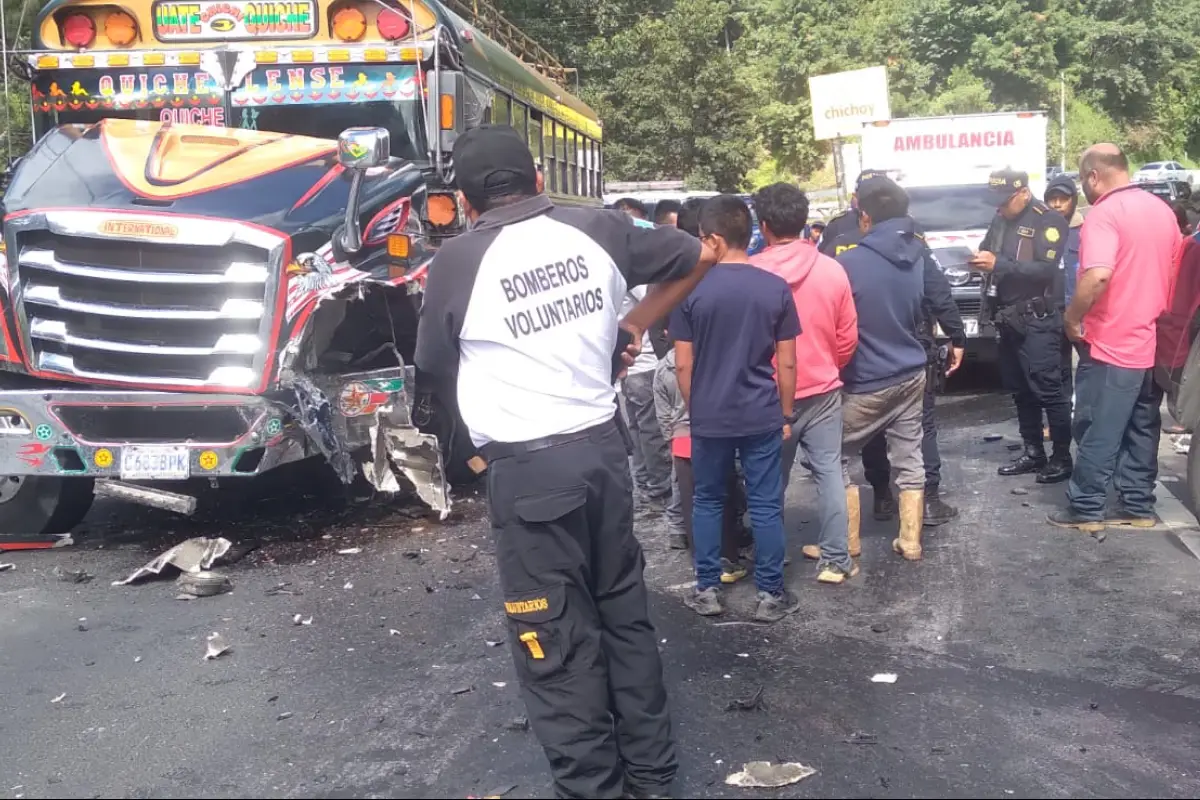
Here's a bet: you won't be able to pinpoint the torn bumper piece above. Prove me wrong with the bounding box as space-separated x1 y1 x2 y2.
298 366 451 518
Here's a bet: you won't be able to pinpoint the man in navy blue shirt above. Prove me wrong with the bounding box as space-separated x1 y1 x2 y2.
671 195 802 622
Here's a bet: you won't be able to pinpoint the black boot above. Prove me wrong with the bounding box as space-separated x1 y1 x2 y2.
923 487 959 526
1037 449 1073 484
999 444 1046 476
873 486 895 521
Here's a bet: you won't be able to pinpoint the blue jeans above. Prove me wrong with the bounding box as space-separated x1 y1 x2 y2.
1067 347 1163 519
780 389 851 571
692 429 785 594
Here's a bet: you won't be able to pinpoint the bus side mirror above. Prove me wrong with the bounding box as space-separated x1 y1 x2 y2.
426 70 465 161
337 127 390 255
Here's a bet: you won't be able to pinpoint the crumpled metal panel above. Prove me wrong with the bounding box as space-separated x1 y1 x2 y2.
291 377 357 484
367 411 451 519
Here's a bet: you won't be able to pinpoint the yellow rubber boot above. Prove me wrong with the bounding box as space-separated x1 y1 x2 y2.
892 489 924 561
847 485 861 558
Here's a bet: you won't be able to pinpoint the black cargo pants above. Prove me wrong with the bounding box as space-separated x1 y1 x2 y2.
481 418 676 799
997 308 1072 450
862 354 941 491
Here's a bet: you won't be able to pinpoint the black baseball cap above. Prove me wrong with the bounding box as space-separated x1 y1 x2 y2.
453 125 538 202
810 220 826 230
856 169 886 191
988 168 1029 199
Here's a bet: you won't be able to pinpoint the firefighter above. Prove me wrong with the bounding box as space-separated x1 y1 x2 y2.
970 168 1072 483
415 126 718 799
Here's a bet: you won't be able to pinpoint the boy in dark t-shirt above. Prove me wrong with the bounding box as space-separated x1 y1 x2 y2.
670 195 802 623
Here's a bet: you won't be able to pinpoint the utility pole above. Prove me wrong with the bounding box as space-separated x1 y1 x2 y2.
1060 72 1067 171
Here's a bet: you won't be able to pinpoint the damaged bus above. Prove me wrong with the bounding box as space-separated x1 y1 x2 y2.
0 0 603 533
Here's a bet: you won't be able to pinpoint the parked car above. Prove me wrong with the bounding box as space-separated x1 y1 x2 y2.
1139 180 1191 204
1134 161 1192 185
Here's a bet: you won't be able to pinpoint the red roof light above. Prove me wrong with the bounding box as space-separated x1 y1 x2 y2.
377 8 410 40
63 13 96 48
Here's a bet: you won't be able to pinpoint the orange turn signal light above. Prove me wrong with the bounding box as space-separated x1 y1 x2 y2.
332 6 367 41
439 94 455 130
426 194 457 227
387 233 411 259
105 11 137 46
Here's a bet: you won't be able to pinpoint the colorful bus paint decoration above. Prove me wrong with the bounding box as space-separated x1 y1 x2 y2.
33 69 225 125
232 65 418 106
153 0 317 42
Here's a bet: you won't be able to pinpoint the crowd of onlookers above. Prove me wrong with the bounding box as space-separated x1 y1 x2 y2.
612 142 1188 622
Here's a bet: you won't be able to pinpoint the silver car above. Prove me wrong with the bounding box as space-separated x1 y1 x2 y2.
1134 161 1192 185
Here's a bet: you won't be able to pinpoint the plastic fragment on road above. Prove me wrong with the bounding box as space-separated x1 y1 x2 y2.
176 570 232 598
204 632 232 661
0 562 13 572
724 761 816 788
115 537 232 585
0 533 73 552
292 614 313 626
338 547 362 555
53 566 93 584
50 693 66 704
871 673 898 683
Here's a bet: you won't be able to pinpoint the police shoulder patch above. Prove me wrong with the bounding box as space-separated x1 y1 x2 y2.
1017 226 1035 237
1044 227 1061 243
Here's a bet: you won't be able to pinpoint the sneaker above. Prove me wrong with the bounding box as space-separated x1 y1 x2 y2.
684 586 723 616
1046 508 1105 533
720 558 747 584
817 561 859 584
753 589 801 622
1105 507 1157 528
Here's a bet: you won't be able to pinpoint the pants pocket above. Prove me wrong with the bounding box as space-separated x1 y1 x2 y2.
504 582 574 682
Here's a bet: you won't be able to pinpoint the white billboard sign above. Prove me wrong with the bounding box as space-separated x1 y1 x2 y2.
808 66 891 141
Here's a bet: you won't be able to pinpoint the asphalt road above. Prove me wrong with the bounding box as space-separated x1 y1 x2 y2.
3 364 1200 799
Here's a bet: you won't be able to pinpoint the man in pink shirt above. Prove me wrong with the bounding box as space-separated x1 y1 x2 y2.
1051 144 1181 531
751 183 860 584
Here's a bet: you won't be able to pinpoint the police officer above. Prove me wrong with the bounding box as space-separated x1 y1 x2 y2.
827 217 967 526
818 169 886 256
415 126 717 800
970 168 1072 482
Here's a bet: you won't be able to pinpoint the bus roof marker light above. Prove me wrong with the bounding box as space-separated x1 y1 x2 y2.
143 53 165 66
365 48 386 61
292 50 315 62
36 55 59 69
255 51 278 64
377 8 410 40
62 13 96 49
104 11 138 47
332 7 367 42
179 52 201 65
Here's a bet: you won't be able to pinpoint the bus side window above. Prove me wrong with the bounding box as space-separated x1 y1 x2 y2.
464 77 493 129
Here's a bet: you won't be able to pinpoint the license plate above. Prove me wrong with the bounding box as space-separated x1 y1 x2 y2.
120 446 190 480
964 317 979 336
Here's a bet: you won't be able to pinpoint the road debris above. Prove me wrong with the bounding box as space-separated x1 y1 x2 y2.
1007 443 1023 451
277 712 294 721
470 593 483 601
725 686 766 712
204 632 232 660
134 656 142 664
871 673 898 684
115 537 232 586
1172 434 1191 455
0 562 13 572
389 629 402 636
504 716 529 732
176 571 232 598
0 533 73 552
724 761 816 788
53 566 93 584
492 682 507 688
265 582 300 596
1092 530 1108 543
338 547 362 555
292 614 314 626
1010 487 1029 496
50 693 66 704
983 433 1003 442
844 731 878 745
344 581 354 590
486 639 504 647
451 685 473 695
870 622 890 633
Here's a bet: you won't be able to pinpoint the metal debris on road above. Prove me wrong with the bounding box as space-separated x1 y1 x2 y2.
1172 434 1191 454
277 712 294 721
176 570 233 598
53 566 93 584
1092 530 1107 543
1011 487 1029 496
725 686 766 712
292 614 314 626
871 673 898 684
204 632 232 661
485 639 504 647
451 685 473 695
338 547 362 555
983 434 1003 442
724 761 816 788
115 537 233 586
344 581 354 590
50 693 66 704
134 656 142 664
492 682 507 688
265 582 300 596
389 629 402 636
470 593 483 601
844 732 878 745
504 716 529 731
0 562 13 572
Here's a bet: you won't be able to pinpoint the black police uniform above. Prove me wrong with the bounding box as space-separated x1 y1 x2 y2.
415 126 702 800
980 170 1072 481
833 225 967 521
817 169 887 257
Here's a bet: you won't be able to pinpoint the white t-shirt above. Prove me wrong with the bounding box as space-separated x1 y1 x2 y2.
620 285 659 376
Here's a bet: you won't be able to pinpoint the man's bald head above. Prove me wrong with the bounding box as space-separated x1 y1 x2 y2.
1079 143 1129 177
1079 143 1130 204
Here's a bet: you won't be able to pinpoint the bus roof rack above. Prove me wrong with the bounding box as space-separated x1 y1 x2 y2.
440 0 571 86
